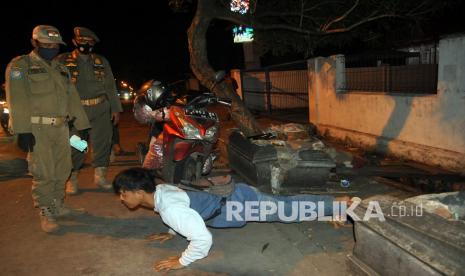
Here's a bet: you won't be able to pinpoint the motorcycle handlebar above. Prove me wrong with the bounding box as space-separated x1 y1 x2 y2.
186 94 232 108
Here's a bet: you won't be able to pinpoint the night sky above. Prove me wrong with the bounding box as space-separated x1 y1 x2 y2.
1 1 464 88
0 1 244 88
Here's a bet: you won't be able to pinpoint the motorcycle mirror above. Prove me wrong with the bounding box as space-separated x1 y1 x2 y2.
218 100 232 107
214 71 226 83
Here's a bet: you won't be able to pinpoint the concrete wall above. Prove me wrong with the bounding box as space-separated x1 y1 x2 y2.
308 34 465 172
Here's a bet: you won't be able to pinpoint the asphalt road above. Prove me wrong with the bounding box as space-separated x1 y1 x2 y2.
1 104 403 275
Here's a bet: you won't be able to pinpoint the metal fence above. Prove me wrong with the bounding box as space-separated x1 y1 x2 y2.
341 47 438 94
240 69 308 114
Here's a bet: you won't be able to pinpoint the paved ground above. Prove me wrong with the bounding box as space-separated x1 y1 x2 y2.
0 105 411 275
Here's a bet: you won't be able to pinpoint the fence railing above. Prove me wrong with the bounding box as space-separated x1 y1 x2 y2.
341 49 438 94
344 64 438 94
241 69 308 113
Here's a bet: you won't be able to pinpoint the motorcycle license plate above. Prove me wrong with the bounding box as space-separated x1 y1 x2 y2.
185 109 218 121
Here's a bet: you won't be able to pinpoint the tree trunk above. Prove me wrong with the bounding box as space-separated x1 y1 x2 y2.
187 0 263 137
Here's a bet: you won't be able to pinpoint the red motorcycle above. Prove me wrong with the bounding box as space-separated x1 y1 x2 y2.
161 92 232 183
136 72 231 184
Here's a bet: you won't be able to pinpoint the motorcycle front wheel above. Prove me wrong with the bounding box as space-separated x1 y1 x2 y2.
173 156 198 184
136 142 148 165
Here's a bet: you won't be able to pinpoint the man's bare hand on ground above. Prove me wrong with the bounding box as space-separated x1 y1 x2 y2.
146 233 175 243
153 256 184 272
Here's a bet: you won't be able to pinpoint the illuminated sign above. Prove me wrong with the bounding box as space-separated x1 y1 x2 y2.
231 0 253 43
230 0 249 14
233 26 253 43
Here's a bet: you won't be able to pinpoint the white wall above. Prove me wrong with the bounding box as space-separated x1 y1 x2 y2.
308 34 465 172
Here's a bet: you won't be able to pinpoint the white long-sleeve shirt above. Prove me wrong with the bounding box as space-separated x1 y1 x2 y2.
154 184 213 266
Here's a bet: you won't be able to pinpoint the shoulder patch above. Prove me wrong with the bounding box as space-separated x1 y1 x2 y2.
10 69 23 80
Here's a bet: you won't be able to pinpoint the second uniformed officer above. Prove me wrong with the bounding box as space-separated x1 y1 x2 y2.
5 25 91 232
58 27 123 194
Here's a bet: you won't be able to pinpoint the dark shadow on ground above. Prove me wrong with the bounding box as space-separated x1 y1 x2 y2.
72 188 118 194
54 212 168 240
0 174 31 182
0 157 28 175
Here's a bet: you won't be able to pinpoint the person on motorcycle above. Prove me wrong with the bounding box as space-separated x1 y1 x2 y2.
133 80 170 169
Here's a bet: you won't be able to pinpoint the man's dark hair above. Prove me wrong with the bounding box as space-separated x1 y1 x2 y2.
113 167 157 194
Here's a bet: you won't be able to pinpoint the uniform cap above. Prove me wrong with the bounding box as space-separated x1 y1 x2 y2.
32 25 66 45
74 27 100 43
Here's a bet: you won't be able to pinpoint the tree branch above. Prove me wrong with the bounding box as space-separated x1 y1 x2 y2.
216 9 322 35
187 0 263 136
256 11 312 18
324 14 400 33
321 0 359 31
299 0 304 28
255 11 320 28
304 1 345 12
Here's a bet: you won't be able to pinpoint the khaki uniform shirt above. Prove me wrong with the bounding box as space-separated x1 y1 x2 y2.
58 50 122 113
5 51 90 133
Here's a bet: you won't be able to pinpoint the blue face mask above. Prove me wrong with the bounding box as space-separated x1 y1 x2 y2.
37 47 60 61
69 135 88 152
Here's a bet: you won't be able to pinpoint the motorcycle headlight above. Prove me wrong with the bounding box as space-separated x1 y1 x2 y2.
178 117 202 139
3 108 9 114
205 125 218 141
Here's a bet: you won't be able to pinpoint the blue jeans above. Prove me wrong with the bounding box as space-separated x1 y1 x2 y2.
250 186 335 223
209 184 335 227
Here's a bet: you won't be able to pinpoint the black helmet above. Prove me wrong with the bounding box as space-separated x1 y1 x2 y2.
138 79 167 108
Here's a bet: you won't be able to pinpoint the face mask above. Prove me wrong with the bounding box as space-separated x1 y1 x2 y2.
77 43 93 54
37 47 60 60
69 135 88 152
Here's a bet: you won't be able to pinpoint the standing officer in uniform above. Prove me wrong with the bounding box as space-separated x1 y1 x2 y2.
57 27 122 194
5 25 90 232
